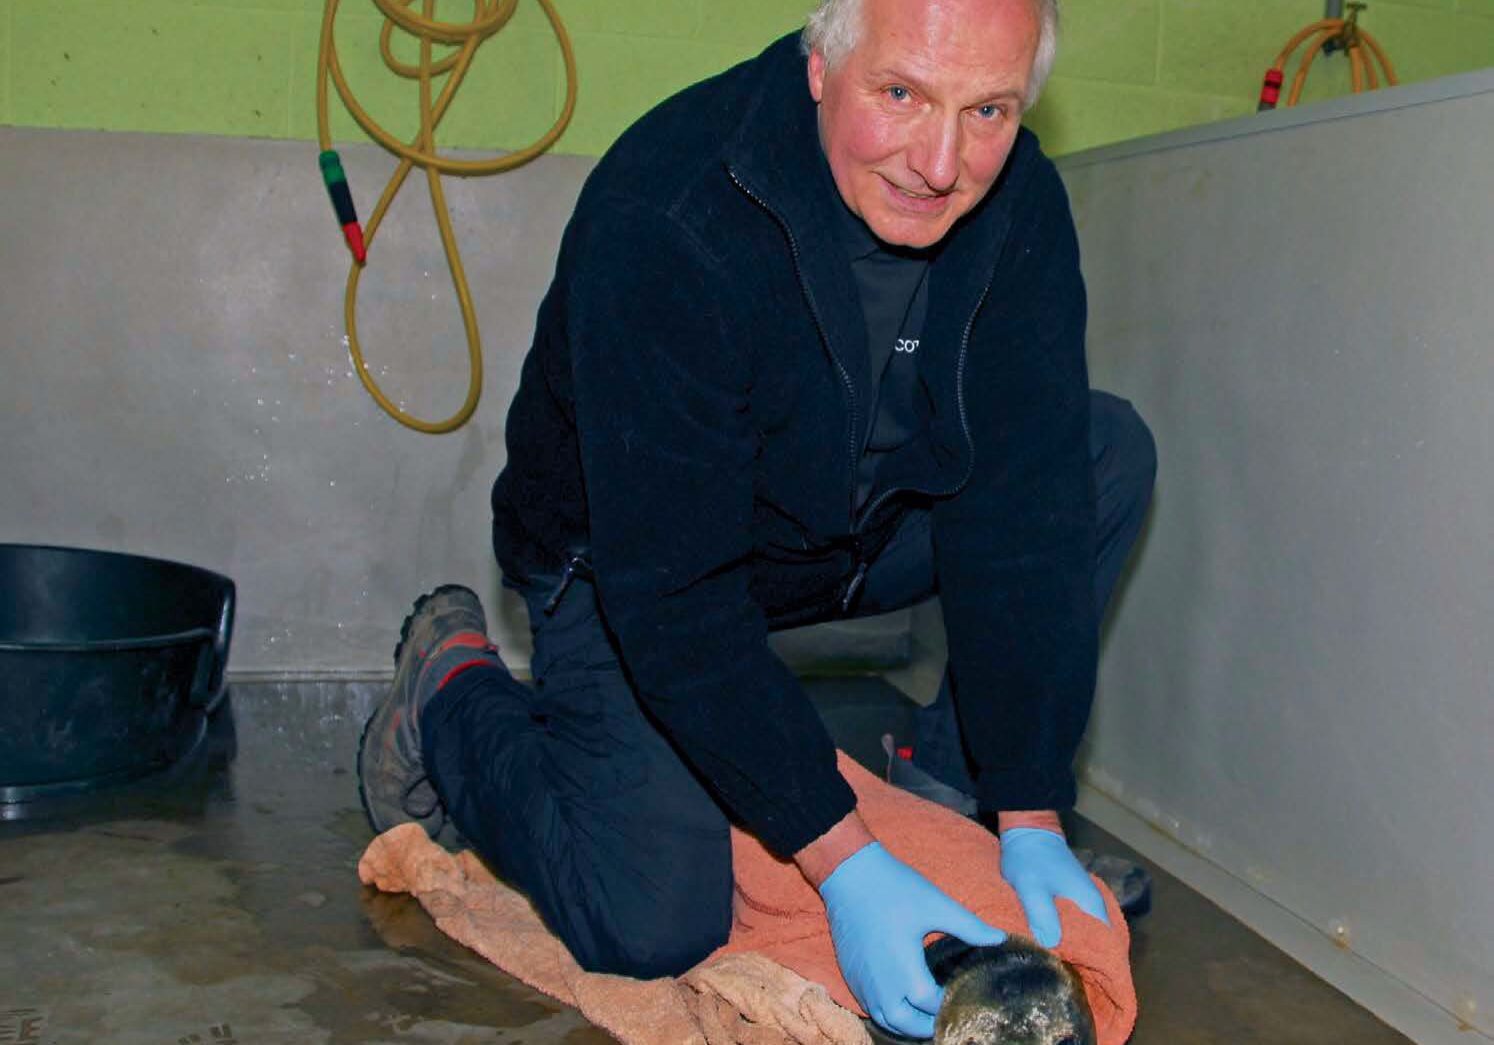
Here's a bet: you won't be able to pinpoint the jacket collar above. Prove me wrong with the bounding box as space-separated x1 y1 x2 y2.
720 35 832 243
722 36 873 429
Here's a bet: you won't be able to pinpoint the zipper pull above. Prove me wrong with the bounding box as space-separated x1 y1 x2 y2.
840 560 870 615
543 555 591 616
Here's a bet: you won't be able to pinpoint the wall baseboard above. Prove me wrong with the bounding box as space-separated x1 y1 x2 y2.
226 666 535 685
1075 784 1492 1045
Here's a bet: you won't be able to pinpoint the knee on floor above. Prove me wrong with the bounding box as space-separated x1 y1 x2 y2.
577 911 732 980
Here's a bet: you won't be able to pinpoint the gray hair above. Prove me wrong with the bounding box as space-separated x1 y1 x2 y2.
801 0 1060 112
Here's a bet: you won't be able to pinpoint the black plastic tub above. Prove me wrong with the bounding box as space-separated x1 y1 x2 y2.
0 544 235 802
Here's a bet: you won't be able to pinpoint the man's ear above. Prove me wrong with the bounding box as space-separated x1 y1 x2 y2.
807 48 827 103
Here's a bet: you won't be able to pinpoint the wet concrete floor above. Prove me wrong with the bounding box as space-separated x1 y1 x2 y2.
0 678 1412 1044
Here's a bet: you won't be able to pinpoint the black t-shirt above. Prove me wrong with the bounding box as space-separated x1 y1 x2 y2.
832 189 936 514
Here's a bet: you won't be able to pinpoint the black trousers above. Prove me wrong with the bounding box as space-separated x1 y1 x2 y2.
422 390 1156 978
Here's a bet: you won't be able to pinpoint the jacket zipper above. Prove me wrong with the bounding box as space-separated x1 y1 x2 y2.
727 167 861 522
837 279 992 613
728 166 992 612
855 277 991 527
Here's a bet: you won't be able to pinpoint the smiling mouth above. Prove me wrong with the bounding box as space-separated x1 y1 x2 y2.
882 178 952 214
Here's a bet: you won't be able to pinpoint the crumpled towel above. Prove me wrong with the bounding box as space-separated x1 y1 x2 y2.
358 834 865 1044
359 752 1137 1045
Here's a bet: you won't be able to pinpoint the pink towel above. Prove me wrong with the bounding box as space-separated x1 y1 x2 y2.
359 752 1137 1044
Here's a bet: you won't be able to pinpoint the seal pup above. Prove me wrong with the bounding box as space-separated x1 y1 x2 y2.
925 934 1097 1045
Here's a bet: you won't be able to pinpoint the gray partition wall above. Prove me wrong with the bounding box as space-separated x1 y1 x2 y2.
0 130 579 673
1057 72 1494 1042
0 128 913 677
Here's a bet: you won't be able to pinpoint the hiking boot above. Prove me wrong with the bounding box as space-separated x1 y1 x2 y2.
357 584 502 837
1072 848 1154 919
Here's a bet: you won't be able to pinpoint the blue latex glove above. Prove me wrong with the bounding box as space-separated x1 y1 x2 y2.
819 842 1006 1039
999 827 1110 948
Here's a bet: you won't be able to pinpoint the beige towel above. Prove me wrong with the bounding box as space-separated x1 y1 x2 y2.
359 753 1137 1045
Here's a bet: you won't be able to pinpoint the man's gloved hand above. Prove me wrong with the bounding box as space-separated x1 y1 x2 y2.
999 827 1110 948
818 842 1006 1040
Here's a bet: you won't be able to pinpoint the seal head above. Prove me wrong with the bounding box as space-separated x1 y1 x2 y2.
927 935 1097 1045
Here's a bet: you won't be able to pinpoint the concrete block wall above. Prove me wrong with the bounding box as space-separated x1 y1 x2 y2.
3 0 1494 159
1029 0 1494 153
0 0 790 154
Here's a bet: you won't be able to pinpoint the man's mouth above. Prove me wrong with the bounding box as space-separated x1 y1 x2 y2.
881 178 951 215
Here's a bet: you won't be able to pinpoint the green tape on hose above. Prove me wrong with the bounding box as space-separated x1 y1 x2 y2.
319 149 347 187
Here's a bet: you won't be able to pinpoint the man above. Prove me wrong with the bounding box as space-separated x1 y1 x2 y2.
358 0 1156 1038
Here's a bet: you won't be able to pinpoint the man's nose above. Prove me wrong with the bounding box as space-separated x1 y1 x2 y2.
907 113 960 193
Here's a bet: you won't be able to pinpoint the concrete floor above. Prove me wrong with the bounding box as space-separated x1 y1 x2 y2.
0 678 1414 1044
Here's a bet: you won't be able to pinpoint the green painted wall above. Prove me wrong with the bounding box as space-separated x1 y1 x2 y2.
2 0 1493 157
1028 0 1494 153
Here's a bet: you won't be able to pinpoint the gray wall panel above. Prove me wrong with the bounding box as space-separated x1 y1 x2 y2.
1 129 587 673
0 127 908 677
1061 82 1494 1035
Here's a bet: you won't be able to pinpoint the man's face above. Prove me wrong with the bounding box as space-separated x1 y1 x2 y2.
808 0 1039 249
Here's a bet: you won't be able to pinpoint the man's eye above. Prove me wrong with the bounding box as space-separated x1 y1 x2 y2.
977 104 1003 120
887 85 911 102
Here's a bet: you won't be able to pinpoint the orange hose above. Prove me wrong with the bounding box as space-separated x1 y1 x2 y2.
1268 16 1398 109
1360 29 1400 86
1286 28 1336 107
1358 42 1379 90
1274 19 1338 69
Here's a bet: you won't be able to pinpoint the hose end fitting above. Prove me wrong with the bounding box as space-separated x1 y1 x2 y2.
342 222 367 264
1258 68 1284 111
319 149 365 263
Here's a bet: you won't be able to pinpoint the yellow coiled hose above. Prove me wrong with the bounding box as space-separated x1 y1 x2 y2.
316 0 578 434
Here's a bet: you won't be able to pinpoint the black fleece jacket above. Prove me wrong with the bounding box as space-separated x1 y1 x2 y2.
491 34 1098 858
